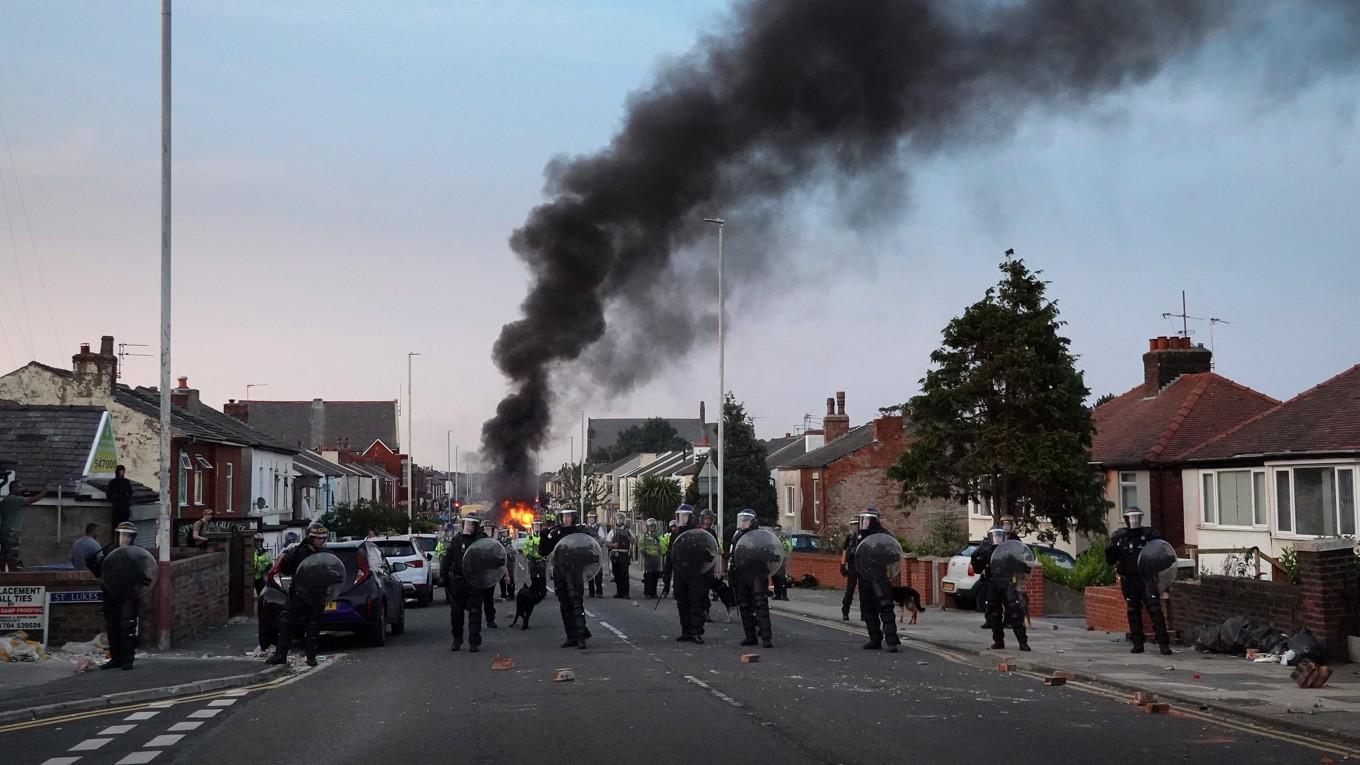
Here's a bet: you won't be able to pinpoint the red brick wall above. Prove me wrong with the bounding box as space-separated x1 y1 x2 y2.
1085 584 1164 634
1169 575 1299 636
1295 541 1360 660
787 551 843 587
139 552 230 644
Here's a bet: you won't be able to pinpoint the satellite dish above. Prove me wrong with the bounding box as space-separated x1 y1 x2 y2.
255 497 267 510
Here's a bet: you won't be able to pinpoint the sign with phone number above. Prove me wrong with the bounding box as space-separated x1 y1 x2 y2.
0 585 46 631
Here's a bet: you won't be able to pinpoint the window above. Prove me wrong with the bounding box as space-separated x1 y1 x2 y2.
785 485 795 517
969 497 993 520
811 477 821 523
178 453 191 508
1274 466 1357 537
194 455 214 470
1201 469 1266 528
193 471 204 505
1119 472 1139 512
225 463 234 512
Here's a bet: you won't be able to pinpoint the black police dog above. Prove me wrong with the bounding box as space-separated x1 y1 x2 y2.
509 583 547 630
892 585 926 625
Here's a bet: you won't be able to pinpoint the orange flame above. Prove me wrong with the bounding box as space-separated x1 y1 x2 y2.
500 500 537 531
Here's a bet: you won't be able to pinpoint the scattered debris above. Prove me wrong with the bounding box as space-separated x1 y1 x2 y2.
1192 673 1201 680
1043 676 1066 687
491 654 515 671
0 631 45 662
1133 691 1160 705
1144 703 1170 715
1052 671 1076 680
997 662 1013 672
740 654 760 663
1290 659 1332 689
553 668 575 682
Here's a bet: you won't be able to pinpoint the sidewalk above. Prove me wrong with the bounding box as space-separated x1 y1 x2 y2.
0 619 285 724
767 583 1360 745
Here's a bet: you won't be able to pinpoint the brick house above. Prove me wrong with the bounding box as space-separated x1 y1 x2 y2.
1085 337 1278 552
776 392 959 541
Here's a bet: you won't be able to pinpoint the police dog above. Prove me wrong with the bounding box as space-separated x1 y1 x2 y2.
509 583 547 630
892 586 925 625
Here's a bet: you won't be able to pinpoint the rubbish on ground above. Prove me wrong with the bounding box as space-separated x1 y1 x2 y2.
491 654 515 670
71 655 96 673
553 668 575 682
1052 671 1076 680
740 654 760 663
997 662 1013 672
0 631 44 662
1133 691 1160 705
1192 616 1323 665
1143 703 1170 714
1043 676 1066 687
1290 659 1332 689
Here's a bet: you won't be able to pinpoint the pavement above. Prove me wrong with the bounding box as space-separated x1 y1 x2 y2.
766 576 1360 745
2 558 1357 765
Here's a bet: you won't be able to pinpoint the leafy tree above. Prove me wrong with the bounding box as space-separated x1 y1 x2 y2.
911 512 970 558
1093 392 1117 408
717 394 779 526
554 462 611 515
320 499 409 538
632 474 682 521
889 255 1110 541
590 418 689 463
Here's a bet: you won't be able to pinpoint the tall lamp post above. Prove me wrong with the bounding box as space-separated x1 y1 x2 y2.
579 410 587 516
446 429 453 513
704 217 726 536
406 352 420 533
156 0 174 651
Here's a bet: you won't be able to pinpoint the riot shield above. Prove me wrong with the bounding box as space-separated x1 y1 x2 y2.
732 528 785 579
1137 538 1178 593
988 539 1035 584
550 532 603 580
293 551 348 602
852 533 903 580
462 537 508 590
100 545 158 599
671 528 719 577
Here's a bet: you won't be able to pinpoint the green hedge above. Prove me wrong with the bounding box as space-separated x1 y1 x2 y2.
1039 540 1115 590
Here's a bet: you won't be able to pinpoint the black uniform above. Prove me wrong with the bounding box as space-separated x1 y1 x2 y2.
607 526 633 598
88 544 143 669
499 536 516 600
1106 527 1171 651
586 523 606 597
660 526 677 596
730 526 773 646
840 532 860 619
276 542 327 662
970 540 1029 650
539 524 592 646
854 522 901 649
439 530 486 650
668 523 718 640
980 530 1020 628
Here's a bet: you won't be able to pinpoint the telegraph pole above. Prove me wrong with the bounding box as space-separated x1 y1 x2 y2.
155 0 173 651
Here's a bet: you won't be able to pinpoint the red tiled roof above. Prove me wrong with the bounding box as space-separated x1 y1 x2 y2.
1181 364 1360 461
1091 373 1278 467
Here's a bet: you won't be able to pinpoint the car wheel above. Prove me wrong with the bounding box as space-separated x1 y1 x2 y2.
368 603 388 647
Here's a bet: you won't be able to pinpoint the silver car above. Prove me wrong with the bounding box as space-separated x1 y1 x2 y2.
372 536 434 607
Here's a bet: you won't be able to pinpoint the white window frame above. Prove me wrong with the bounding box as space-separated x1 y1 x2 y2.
225 463 234 512
1272 463 1358 539
177 453 192 508
1198 469 1267 530
1119 472 1139 513
968 497 993 520
193 470 204 505
811 475 821 524
784 485 796 517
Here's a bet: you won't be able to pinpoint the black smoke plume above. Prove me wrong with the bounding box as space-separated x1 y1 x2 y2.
482 0 1359 497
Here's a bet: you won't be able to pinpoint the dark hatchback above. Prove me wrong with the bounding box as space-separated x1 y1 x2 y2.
258 540 407 649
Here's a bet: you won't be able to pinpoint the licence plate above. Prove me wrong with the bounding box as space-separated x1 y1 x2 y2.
324 601 338 612
941 582 955 592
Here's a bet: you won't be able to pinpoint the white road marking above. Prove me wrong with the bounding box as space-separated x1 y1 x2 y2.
682 675 743 708
147 702 174 709
98 724 137 736
69 739 111 752
221 689 248 697
115 752 162 764
39 758 81 765
123 711 161 722
207 699 237 707
186 709 221 719
584 609 596 618
144 734 184 747
598 621 629 642
167 722 203 732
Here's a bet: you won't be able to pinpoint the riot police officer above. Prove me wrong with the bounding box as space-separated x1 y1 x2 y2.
840 518 859 621
661 519 677 597
669 504 710 644
606 517 634 598
584 512 606 597
971 526 1030 652
697 508 722 622
639 518 664 598
854 510 901 652
440 515 486 653
539 507 591 649
730 510 774 648
268 522 331 666
480 519 499 628
88 522 144 670
498 526 517 601
1106 507 1172 655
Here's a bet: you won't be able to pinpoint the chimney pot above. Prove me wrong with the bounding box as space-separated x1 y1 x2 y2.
1147 338 1157 352
99 336 114 355
836 391 846 416
1156 336 1168 350
826 397 835 416
1143 336 1212 395
177 376 189 389
80 343 90 354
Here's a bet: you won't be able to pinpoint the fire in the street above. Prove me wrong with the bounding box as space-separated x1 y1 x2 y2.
499 500 536 531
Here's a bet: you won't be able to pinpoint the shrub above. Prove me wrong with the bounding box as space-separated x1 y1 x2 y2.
1277 545 1299 583
1040 540 1115 590
912 512 969 558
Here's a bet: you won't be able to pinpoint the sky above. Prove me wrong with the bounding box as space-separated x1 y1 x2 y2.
0 1 1356 473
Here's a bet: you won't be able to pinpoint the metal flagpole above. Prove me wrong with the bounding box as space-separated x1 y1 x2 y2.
156 0 174 651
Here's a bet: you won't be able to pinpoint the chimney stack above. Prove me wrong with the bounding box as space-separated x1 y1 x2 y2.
71 335 118 397
823 391 850 442
223 399 248 422
1143 336 1212 395
171 375 201 413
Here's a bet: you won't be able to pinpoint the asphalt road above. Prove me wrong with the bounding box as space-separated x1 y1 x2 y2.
7 577 1350 765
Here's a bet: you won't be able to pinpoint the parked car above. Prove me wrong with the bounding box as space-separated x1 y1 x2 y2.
941 540 1076 609
372 535 434 607
787 533 824 553
410 533 442 591
257 540 407 649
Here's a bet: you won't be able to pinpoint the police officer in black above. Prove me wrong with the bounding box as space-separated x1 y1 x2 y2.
854 509 902 652
1105 507 1172 655
480 519 499 628
268 522 330 666
669 504 711 644
971 526 1030 652
440 515 486 653
730 509 774 648
88 522 144 670
839 518 859 621
539 506 590 649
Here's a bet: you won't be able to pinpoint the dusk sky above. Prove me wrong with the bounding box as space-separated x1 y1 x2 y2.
0 1 1356 472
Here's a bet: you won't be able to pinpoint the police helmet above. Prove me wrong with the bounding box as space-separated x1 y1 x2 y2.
858 508 880 531
736 509 755 530
1122 507 1144 529
559 507 579 526
115 521 138 538
986 526 1007 545
674 504 694 526
306 522 328 539
461 514 481 534
699 508 717 527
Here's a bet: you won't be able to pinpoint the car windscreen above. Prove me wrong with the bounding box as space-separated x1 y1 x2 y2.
958 543 978 557
326 547 360 581
413 537 437 553
373 541 416 558
1035 548 1076 568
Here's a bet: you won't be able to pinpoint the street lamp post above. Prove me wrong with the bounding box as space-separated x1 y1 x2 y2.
156 0 174 651
579 409 586 516
406 352 420 534
446 429 453 512
704 217 726 536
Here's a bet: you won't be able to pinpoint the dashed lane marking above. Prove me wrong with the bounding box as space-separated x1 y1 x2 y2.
114 751 161 764
122 712 161 722
185 709 221 720
206 699 237 707
166 722 203 732
597 621 629 642
38 758 80 765
143 734 184 747
68 738 111 751
98 724 137 736
682 675 743 708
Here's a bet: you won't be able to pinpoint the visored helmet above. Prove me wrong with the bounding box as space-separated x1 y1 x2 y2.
1000 515 1016 534
645 518 658 530
858 508 880 531
559 507 579 526
586 512 597 524
531 520 543 534
675 504 694 527
699 508 717 528
1123 507 1144 529
987 526 1007 545
461 514 481 535
306 522 329 539
115 521 138 540
736 509 755 530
